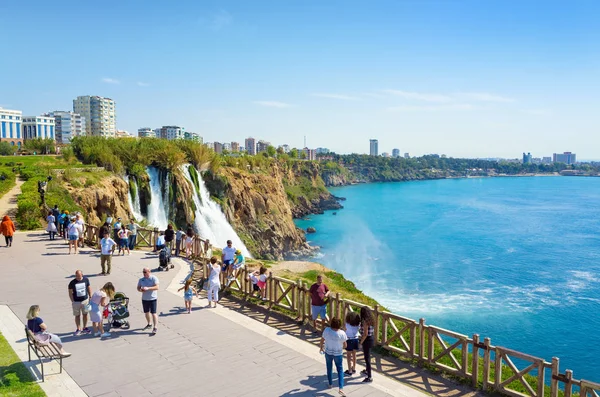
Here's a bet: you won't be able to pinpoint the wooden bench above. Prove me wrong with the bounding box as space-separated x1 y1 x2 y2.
25 328 63 382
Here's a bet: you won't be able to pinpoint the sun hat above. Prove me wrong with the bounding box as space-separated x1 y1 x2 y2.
235 250 241 254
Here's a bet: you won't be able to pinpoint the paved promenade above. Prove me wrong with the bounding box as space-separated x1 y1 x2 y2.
0 232 431 397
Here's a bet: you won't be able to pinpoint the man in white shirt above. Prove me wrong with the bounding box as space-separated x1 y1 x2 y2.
221 239 236 274
99 231 116 275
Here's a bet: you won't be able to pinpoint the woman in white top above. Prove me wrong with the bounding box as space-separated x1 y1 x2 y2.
320 317 347 396
46 212 57 240
90 282 115 338
206 256 221 308
343 311 361 376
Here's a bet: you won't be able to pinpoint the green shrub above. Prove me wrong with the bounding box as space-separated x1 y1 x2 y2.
16 200 42 230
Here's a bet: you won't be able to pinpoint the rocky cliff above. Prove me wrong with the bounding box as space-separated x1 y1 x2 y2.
67 176 133 226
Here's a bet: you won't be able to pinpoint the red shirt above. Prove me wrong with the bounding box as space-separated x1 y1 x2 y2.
309 283 329 306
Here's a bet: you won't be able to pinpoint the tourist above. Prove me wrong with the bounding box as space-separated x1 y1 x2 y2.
67 217 80 254
60 210 70 238
117 225 130 256
320 317 347 396
343 311 361 376
228 249 245 280
68 270 93 335
257 266 270 301
248 268 260 297
309 275 330 333
26 305 71 357
164 224 175 252
203 238 212 259
177 278 198 314
175 228 185 256
185 229 194 258
90 282 115 338
52 205 60 231
112 217 122 242
128 219 140 250
98 221 110 243
221 240 236 275
359 307 375 383
46 212 57 240
99 231 117 275
75 213 85 248
0 215 15 247
206 256 221 308
137 267 159 334
155 231 166 252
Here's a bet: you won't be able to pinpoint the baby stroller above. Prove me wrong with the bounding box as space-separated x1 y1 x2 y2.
108 292 130 329
158 246 174 271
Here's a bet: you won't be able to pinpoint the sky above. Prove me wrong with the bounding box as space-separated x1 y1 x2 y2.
1 0 600 158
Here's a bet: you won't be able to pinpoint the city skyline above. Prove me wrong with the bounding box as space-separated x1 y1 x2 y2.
2 1 600 158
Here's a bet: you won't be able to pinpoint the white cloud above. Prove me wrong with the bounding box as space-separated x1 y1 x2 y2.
457 92 515 103
137 82 150 87
382 89 453 103
387 104 474 112
253 101 294 108
102 77 120 84
311 93 360 101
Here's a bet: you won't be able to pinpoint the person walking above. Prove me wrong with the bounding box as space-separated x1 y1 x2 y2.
359 307 375 383
137 268 159 334
90 282 116 338
343 311 361 376
0 215 15 247
68 270 93 335
320 317 347 396
98 221 110 243
67 217 80 254
164 224 175 252
309 275 330 333
99 231 117 275
52 204 60 231
112 217 122 242
46 212 57 240
221 240 236 275
175 228 184 256
75 213 85 248
127 219 140 250
185 229 194 258
177 278 198 314
26 305 71 357
206 257 221 308
60 210 70 238
117 225 130 256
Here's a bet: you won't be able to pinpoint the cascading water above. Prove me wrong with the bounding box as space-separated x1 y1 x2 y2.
124 174 144 221
181 164 251 257
146 166 169 229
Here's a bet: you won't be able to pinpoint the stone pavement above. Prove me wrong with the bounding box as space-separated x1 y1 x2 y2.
0 232 430 397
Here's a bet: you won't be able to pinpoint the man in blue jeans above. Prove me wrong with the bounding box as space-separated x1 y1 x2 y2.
309 274 330 333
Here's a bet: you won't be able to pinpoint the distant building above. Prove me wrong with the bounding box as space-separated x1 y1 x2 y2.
392 148 400 158
315 147 330 154
256 140 270 153
231 142 240 152
404 153 410 158
50 111 86 144
245 137 256 155
553 152 576 165
522 152 532 164
138 127 155 138
73 95 116 137
22 115 55 140
223 142 231 152
382 152 390 158
302 147 316 160
213 142 223 154
0 107 23 148
542 157 552 164
369 139 378 156
204 142 213 149
115 130 129 138
159 126 184 140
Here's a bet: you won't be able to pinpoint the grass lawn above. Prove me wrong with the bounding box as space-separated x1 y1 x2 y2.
0 332 45 397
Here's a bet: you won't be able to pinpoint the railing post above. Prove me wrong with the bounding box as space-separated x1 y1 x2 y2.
550 357 559 397
537 359 545 397
472 334 480 388
335 293 341 319
427 327 434 363
564 369 573 397
461 337 469 377
418 318 426 361
482 337 491 390
373 305 380 344
381 313 388 346
409 320 416 357
494 345 502 391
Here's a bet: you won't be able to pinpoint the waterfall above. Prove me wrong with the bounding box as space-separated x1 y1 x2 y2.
124 174 144 221
146 166 169 229
181 164 251 257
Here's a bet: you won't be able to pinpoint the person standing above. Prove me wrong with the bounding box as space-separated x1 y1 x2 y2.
59 210 69 238
206 257 221 308
67 217 80 254
155 232 166 252
117 225 130 256
164 224 175 252
177 279 198 314
221 240 236 275
137 268 159 334
359 307 375 383
68 270 92 335
0 215 16 247
46 212 57 240
52 204 60 231
175 228 185 256
99 231 117 275
89 282 115 338
75 213 85 248
185 229 194 258
320 317 347 396
343 311 361 376
127 219 140 250
112 217 122 242
309 275 330 333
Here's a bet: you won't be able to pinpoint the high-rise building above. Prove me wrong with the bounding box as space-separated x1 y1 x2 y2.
382 152 390 158
231 142 240 152
223 142 231 152
302 147 316 160
256 140 270 153
279 144 290 153
369 139 378 156
523 152 532 164
553 152 576 165
404 153 410 158
213 142 223 154
0 107 23 148
315 147 330 154
22 115 55 140
245 137 256 155
51 111 85 144
159 126 184 140
542 157 552 164
392 148 400 158
138 127 155 138
184 131 202 142
73 95 116 137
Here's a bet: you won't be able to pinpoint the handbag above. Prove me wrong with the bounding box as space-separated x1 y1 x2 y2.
84 303 92 312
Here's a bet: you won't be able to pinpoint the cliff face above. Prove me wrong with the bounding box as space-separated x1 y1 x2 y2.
69 176 132 226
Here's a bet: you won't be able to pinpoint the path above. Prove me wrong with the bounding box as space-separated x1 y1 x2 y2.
0 233 435 397
0 177 24 221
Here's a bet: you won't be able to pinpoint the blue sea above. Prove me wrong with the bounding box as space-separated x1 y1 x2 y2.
295 177 600 381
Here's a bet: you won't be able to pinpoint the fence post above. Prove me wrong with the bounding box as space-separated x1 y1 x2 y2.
482 337 491 390
461 337 469 377
381 313 388 346
564 369 573 397
418 318 426 361
374 305 380 344
335 293 341 319
550 357 559 397
472 334 480 388
409 320 416 357
537 359 546 397
297 279 303 321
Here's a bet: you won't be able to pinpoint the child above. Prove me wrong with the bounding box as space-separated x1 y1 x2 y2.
207 256 221 308
344 311 361 376
117 225 130 256
257 266 270 301
228 249 245 280
248 268 260 296
177 279 198 314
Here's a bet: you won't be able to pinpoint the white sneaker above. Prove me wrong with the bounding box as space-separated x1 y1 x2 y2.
101 332 111 338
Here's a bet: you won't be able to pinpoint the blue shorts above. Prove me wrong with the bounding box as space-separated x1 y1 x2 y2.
346 339 359 351
311 305 327 320
119 238 128 248
69 234 79 241
222 259 234 271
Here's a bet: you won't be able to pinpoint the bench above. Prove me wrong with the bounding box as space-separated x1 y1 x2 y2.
25 328 63 382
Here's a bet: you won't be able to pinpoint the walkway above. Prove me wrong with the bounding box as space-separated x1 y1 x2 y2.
0 177 23 221
0 233 432 397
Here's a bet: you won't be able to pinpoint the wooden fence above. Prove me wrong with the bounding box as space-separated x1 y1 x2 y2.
82 223 600 397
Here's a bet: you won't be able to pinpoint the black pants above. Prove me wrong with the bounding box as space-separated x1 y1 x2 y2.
362 336 374 377
5 236 13 246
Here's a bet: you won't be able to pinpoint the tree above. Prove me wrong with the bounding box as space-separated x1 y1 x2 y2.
266 145 277 157
0 141 14 155
290 148 298 159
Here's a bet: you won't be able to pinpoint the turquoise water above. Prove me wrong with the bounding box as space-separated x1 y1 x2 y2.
295 177 600 381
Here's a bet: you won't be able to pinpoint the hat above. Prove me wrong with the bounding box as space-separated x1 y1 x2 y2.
64 210 69 214
235 250 241 254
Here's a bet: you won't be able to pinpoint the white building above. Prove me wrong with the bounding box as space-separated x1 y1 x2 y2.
245 137 256 155
315 147 330 154
223 142 232 151
22 115 55 140
0 107 23 148
404 153 410 158
50 111 85 144
279 144 290 153
138 127 155 138
159 126 184 140
73 95 116 137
